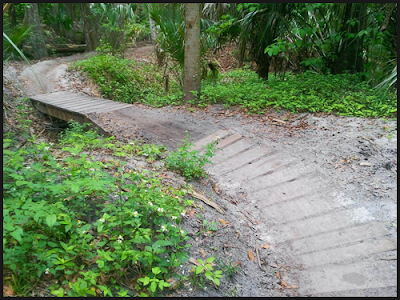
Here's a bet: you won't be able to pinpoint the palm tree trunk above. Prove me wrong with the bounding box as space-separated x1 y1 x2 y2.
80 3 98 52
23 3 47 59
183 3 201 102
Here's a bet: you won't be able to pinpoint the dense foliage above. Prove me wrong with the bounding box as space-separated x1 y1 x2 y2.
73 52 396 118
72 52 182 106
3 120 220 297
200 69 397 117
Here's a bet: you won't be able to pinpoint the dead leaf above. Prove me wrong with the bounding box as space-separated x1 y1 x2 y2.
3 284 15 296
212 182 221 194
248 250 255 261
200 248 206 258
280 279 288 287
122 188 131 192
237 261 242 266
272 118 286 124
290 285 298 289
218 218 229 224
166 278 174 283
276 272 280 278
261 244 270 249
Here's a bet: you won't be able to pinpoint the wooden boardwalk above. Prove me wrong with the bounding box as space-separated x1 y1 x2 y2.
29 91 132 134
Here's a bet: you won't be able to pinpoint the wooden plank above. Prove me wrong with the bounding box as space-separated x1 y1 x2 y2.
84 104 132 114
31 91 83 101
33 94 93 103
38 97 96 106
74 103 121 113
192 130 230 152
60 101 114 111
216 134 243 149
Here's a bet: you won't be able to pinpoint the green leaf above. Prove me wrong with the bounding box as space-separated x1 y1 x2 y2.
65 223 72 233
60 241 68 251
46 214 57 228
152 267 161 275
139 276 150 286
51 287 64 297
48 241 58 248
158 280 165 291
195 265 205 274
97 259 105 268
150 281 157 293
204 270 213 281
10 227 23 243
152 240 173 250
214 278 220 286
206 257 216 263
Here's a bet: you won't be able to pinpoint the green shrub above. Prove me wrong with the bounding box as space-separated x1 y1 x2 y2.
72 54 182 106
165 134 218 181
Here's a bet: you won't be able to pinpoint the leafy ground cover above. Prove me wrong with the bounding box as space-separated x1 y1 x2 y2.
71 53 183 107
200 69 397 117
3 118 222 297
73 54 397 118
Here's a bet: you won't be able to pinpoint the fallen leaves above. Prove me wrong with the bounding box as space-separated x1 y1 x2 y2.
248 250 255 261
200 248 207 258
189 257 215 267
261 244 270 249
218 218 229 224
212 182 221 195
3 284 15 296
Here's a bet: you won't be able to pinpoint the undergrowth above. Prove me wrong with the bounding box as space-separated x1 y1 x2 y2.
199 69 397 117
3 120 220 297
71 54 183 107
74 52 396 118
165 133 219 181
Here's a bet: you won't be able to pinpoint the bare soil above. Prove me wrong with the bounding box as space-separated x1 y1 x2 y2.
3 44 397 297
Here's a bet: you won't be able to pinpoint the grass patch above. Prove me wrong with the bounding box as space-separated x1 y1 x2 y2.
199 69 397 117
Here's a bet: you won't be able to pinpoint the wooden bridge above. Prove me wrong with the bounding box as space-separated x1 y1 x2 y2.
29 91 132 134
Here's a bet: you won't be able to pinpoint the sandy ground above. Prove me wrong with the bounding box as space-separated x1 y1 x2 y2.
3 45 397 297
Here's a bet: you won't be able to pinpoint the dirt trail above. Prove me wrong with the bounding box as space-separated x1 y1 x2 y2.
10 48 397 297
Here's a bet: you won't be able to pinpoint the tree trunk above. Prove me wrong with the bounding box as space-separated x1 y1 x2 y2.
255 55 271 80
23 3 47 59
183 3 201 102
108 5 125 52
149 13 157 44
80 3 98 52
9 3 17 27
65 3 75 41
